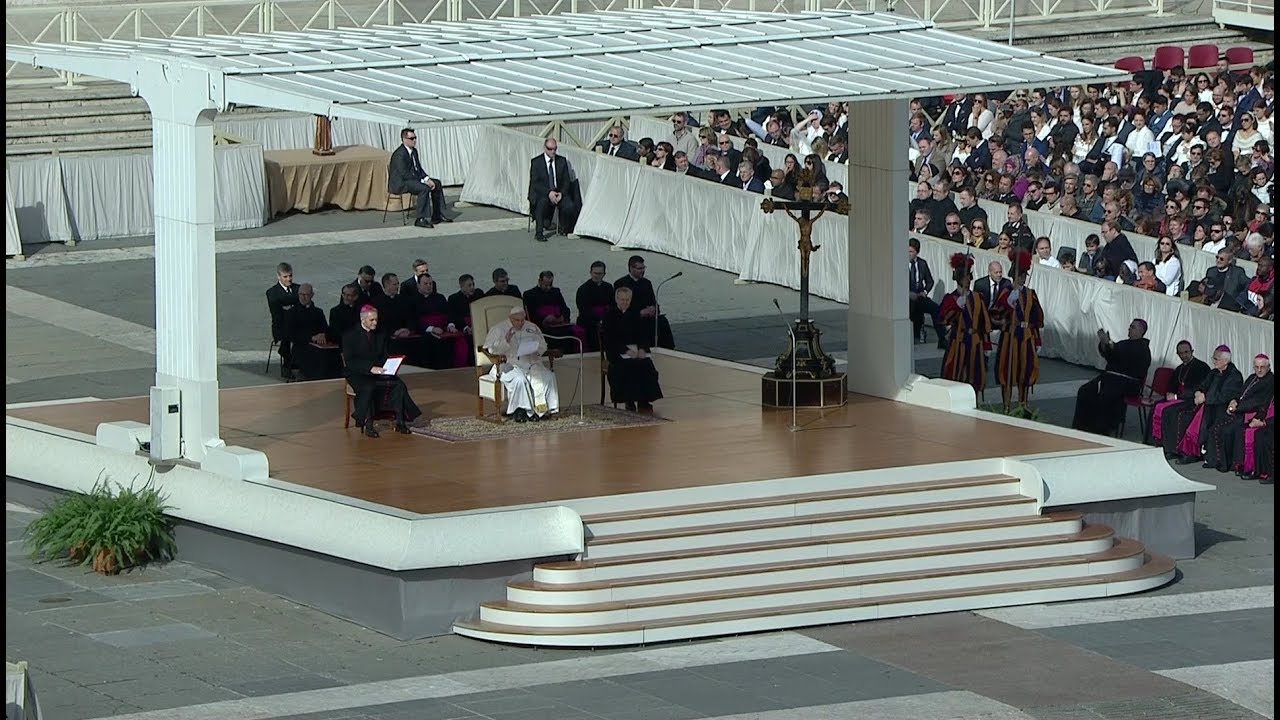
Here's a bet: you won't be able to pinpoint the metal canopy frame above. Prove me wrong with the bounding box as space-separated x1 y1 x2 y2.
7 9 1130 127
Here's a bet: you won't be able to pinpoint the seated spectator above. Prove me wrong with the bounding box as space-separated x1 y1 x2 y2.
327 283 361 346
1001 202 1035 252
956 187 987 228
354 265 383 304
524 270 583 354
1103 201 1136 232
482 305 560 423
668 113 698 157
596 125 639 159
1242 232 1269 264
714 155 740 187
1153 236 1184 296
907 238 946 348
942 213 966 243
413 274 467 369
674 151 709 180
372 273 424 364
912 209 932 236
994 231 1015 254
651 141 677 171
265 262 300 380
825 181 848 204
1152 341 1212 447
1034 237 1060 268
1133 262 1167 293
1077 234 1103 277
1100 221 1139 271
738 161 765 193
343 305 423 438
966 217 993 249
389 128 451 229
603 286 664 412
635 137 656 165
486 267 522 299
399 258 431 299
1071 319 1152 436
576 261 614 352
286 283 340 382
1190 250 1250 309
1244 256 1274 316
765 169 796 199
1039 181 1062 213
528 138 577 243
1057 192 1083 220
1167 346 1243 464
1202 355 1274 472
1200 220 1227 253
1057 248 1077 272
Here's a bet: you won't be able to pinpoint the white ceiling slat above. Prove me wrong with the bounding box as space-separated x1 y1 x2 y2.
8 9 1129 127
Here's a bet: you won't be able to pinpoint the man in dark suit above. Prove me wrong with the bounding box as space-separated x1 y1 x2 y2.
265 262 300 380
286 283 339 381
595 125 639 160
342 305 422 438
963 128 993 172
673 151 711 180
825 135 849 164
974 260 1011 313
907 238 945 348
738 161 765 193
388 127 452 229
614 255 659 346
716 155 742 188
485 267 522 299
527 138 577 243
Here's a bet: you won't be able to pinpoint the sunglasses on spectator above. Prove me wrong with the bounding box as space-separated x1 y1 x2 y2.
946 221 961 226
609 133 620 139
405 134 417 140
719 140 731 146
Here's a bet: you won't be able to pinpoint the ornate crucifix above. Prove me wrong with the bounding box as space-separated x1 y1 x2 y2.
760 171 849 380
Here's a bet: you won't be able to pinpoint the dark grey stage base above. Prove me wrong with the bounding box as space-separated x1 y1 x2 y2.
7 477 569 640
1046 492 1198 560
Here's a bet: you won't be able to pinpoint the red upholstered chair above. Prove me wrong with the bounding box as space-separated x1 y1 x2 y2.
1225 47 1254 66
1114 56 1145 73
1121 367 1175 441
1187 44 1219 69
1153 46 1184 71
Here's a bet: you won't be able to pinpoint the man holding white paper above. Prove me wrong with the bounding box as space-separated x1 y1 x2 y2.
482 305 560 423
342 305 422 437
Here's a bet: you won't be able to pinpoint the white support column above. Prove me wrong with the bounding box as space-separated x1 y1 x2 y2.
138 62 224 463
847 98 911 399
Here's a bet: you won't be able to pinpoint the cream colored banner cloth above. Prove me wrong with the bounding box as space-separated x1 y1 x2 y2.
264 145 391 216
6 167 22 257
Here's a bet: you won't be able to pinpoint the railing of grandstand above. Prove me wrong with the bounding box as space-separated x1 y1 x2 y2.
6 0 1164 86
1212 0 1274 31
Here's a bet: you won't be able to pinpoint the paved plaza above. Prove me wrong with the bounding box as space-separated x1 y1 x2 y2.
6 203 1274 719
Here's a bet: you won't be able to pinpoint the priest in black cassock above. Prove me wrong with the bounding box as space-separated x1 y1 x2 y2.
327 284 362 347
1164 346 1242 461
447 274 484 342
342 305 422 438
286 284 339 381
1071 319 1152 436
614 255 659 346
576 261 615 352
523 270 581 354
603 286 663 411
1203 354 1274 472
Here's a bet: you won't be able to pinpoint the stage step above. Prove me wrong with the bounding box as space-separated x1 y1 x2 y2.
538 511 1087 584
454 553 1176 647
455 471 1176 647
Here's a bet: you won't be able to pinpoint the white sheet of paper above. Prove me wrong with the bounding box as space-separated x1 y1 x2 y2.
516 339 539 357
381 357 403 375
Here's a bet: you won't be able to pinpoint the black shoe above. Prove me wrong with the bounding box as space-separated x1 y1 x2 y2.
362 424 380 438
1176 455 1199 465
529 413 541 422
1240 471 1257 480
625 402 637 411
414 218 434 228
638 401 653 411
440 215 454 223
394 422 411 434
431 216 445 225
535 235 548 242
1260 476 1273 485
515 409 528 423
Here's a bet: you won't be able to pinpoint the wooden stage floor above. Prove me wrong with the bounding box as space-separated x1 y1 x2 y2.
8 354 1101 515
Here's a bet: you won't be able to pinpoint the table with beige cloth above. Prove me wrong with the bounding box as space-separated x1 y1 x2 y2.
264 145 400 216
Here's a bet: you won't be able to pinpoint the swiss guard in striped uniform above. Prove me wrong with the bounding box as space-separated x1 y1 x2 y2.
992 248 1044 411
939 252 992 396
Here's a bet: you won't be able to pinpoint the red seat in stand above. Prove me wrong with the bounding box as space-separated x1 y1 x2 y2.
1114 56 1146 73
1225 47 1255 66
1153 46 1184 71
1121 367 1176 441
1187 44 1219 69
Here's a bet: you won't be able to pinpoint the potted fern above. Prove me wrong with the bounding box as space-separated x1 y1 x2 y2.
981 403 1043 422
24 476 177 575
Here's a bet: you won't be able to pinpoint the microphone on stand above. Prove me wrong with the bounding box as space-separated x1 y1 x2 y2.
773 298 799 433
653 272 683 349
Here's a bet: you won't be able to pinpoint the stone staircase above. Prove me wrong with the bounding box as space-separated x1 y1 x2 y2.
453 472 1175 646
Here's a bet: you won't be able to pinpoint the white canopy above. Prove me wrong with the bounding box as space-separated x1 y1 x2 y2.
7 9 1128 127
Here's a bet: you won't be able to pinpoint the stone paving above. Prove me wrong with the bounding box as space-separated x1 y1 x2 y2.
5 205 1274 719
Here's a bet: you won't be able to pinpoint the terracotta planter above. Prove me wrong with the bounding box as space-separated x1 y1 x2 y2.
67 544 89 563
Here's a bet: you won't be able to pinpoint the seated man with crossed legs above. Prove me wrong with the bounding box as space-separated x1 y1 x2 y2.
342 305 422 437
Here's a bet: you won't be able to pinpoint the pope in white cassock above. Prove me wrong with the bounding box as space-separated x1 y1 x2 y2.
483 304 560 421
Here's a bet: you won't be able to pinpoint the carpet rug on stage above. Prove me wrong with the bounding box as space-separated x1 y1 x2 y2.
410 404 669 442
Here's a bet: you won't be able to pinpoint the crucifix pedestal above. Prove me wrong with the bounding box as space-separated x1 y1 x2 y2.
759 176 848 409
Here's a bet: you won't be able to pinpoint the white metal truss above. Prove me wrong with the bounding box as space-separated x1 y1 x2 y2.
6 9 1129 126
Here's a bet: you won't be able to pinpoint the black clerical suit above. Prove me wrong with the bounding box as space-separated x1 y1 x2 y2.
1156 358 1212 448
1072 337 1152 435
614 273 669 349
528 153 578 241
1254 415 1275 481
285 303 339 381
1205 371 1274 471
341 325 422 429
1163 362 1243 457
265 282 300 376
603 306 663 407
327 303 360 346
388 143 445 224
485 285 522 300
576 279 616 352
523 285 577 353
447 290 482 331
372 292 427 367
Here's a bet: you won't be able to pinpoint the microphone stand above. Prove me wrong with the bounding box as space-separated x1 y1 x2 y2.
773 298 799 432
542 332 585 423
653 272 683 350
